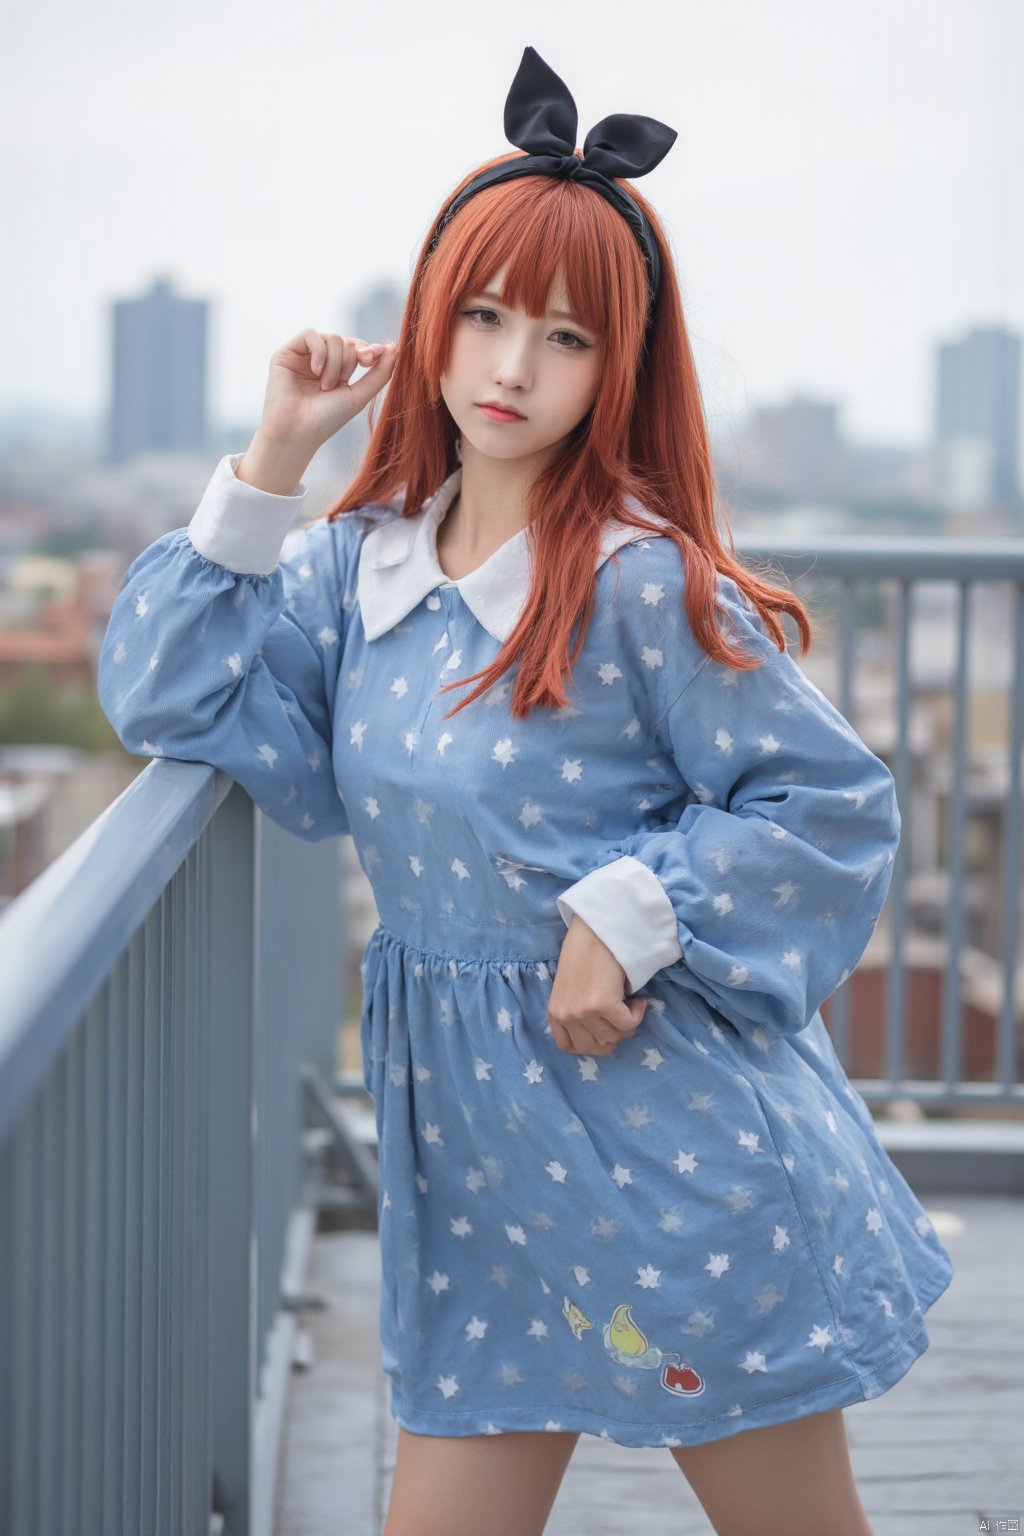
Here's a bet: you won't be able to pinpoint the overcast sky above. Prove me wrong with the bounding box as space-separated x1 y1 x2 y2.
3 0 1020 449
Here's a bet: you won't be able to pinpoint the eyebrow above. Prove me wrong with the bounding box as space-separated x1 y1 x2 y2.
473 290 587 326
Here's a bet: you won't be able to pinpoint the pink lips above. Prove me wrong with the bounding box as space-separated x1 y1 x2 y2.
478 403 525 423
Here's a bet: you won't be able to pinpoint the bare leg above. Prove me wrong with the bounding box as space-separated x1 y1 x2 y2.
668 1407 874 1536
382 1426 580 1536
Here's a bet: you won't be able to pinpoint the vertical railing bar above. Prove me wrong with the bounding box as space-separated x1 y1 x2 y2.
196 830 212 1527
79 981 107 1536
156 878 171 1536
103 956 128 1536
169 855 186 1536
999 582 1024 1090
60 1020 84 1536
208 785 257 1533
888 578 912 1089
944 581 970 1088
141 898 161 1535
8 1096 37 1533
37 1060 61 1536
0 1129 11 1533
123 922 145 1536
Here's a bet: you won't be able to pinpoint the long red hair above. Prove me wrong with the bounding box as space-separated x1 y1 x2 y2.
316 149 813 720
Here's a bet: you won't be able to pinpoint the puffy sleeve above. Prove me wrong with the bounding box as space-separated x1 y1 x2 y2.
97 451 357 842
555 565 901 1040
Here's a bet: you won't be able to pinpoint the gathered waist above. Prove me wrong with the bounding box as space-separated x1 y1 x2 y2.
370 898 568 966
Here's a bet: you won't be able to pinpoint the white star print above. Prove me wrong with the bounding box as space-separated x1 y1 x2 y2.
426 1271 449 1295
436 1374 459 1398
611 1164 632 1188
635 1264 661 1288
465 1317 488 1340
705 1253 730 1279
545 1161 568 1183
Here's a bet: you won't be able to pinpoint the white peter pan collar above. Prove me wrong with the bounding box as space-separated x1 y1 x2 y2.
357 465 671 643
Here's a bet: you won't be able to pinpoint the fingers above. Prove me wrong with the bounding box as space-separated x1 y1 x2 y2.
318 333 396 390
548 1000 645 1056
293 329 396 389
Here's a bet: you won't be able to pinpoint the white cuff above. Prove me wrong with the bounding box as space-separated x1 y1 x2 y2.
556 855 683 994
187 452 309 576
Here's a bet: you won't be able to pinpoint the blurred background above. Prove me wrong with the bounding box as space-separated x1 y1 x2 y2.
0 0 1021 905
1 11 1022 1529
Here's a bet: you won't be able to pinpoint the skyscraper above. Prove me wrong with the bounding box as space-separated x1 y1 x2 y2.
106 276 209 463
934 324 1021 510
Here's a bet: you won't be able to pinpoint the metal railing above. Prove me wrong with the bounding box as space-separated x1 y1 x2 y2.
0 760 350 1536
0 531 1022 1535
736 531 1024 1105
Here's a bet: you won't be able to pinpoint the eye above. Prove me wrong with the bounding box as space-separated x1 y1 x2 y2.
552 329 587 351
460 309 590 351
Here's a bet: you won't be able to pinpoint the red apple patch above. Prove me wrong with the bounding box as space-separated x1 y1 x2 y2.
661 1361 705 1397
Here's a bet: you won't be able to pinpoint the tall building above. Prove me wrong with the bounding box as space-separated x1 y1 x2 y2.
934 324 1022 510
733 394 852 503
106 276 209 464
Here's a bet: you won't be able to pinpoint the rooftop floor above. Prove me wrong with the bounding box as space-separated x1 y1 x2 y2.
275 1194 1022 1536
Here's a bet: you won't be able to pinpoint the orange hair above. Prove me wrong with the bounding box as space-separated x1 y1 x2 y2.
316 149 813 721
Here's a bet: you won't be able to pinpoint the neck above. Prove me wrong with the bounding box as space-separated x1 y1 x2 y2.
440 437 557 559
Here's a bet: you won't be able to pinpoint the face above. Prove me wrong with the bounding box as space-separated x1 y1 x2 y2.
439 261 603 469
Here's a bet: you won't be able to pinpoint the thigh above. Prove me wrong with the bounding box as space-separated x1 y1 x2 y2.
668 1408 874 1536
382 1425 580 1536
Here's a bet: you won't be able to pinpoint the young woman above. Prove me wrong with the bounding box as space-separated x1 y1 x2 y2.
98 45 954 1536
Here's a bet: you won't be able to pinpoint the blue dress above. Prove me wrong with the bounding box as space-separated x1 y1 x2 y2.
98 451 955 1449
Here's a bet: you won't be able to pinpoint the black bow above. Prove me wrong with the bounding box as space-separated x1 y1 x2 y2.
428 47 678 317
505 46 677 185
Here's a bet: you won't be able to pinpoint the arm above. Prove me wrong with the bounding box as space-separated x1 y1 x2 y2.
97 449 354 842
556 572 900 1040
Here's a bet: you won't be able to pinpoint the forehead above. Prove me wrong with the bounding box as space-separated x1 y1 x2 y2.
476 260 577 320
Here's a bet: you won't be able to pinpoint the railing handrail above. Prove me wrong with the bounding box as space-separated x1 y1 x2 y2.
733 532 1024 580
0 757 229 1150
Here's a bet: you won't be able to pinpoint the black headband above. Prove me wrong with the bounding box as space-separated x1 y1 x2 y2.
426 46 678 326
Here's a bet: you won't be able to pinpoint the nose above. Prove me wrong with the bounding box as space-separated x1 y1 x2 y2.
492 329 532 391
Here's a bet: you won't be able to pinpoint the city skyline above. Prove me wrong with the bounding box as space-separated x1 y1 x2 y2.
3 0 1021 450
